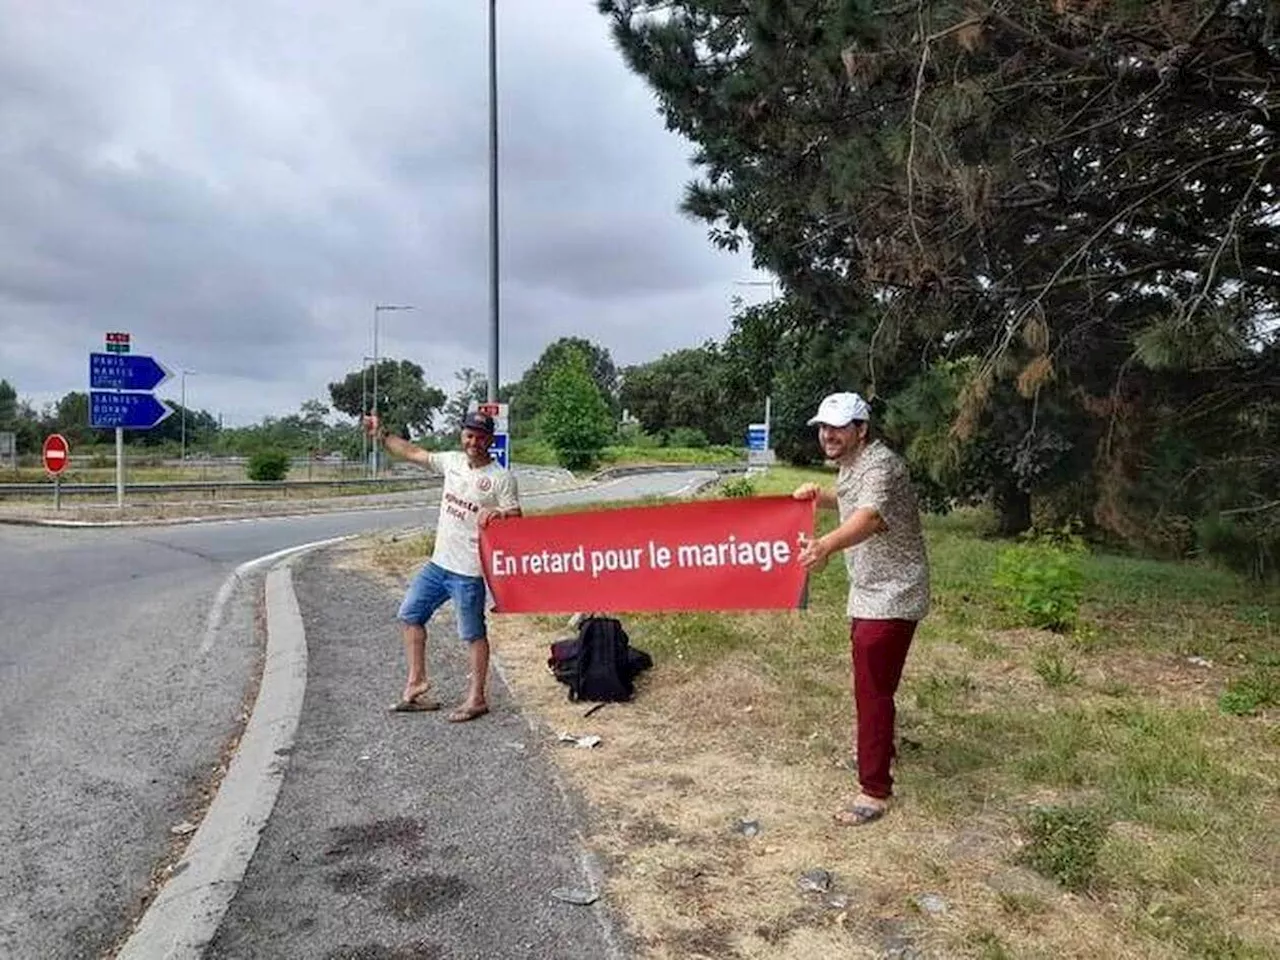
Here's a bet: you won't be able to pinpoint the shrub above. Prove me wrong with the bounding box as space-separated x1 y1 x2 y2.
1019 806 1107 892
540 352 614 471
1218 669 1279 717
992 530 1087 632
1196 514 1279 583
614 422 662 448
664 427 709 449
719 475 755 498
247 450 291 482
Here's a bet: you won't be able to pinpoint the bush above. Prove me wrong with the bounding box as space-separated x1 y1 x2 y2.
1196 514 1279 583
1019 806 1107 892
540 351 614 471
992 528 1087 632
664 427 709 448
510 438 558 466
614 422 662 448
719 475 756 498
247 450 291 482
1218 669 1279 716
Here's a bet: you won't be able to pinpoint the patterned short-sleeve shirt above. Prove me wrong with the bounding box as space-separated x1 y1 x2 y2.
834 440 931 621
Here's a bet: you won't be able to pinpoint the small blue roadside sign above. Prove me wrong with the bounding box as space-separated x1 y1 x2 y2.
90 353 172 392
490 432 509 468
746 424 769 452
90 391 174 429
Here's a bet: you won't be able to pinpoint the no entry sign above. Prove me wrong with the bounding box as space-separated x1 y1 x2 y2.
43 434 70 475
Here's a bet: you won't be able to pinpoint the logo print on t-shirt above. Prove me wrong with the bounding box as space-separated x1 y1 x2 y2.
478 476 492 492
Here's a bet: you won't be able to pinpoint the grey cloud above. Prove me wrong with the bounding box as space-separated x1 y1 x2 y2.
0 0 767 423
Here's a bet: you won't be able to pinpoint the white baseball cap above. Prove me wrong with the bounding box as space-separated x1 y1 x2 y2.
807 392 871 427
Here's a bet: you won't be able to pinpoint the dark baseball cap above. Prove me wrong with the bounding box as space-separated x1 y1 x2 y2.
462 411 495 434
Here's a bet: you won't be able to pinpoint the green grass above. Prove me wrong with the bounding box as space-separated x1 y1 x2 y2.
369 465 1280 956
509 439 743 470
565 469 1280 957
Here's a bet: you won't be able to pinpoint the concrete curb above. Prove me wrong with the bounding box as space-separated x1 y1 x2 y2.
116 536 350 960
0 475 606 529
0 498 441 529
590 462 746 481
0 467 605 529
0 465 725 530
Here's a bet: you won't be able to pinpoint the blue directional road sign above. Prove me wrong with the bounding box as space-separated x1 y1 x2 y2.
91 391 174 429
746 424 769 452
490 432 509 469
90 352 172 391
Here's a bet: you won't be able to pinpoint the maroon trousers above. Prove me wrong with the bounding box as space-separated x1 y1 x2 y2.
850 618 918 800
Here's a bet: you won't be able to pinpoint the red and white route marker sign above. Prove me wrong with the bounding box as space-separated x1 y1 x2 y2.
43 434 70 476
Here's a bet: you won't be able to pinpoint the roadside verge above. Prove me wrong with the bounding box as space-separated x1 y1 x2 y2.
115 537 350 960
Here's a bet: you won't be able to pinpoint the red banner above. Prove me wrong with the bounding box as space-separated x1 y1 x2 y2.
479 495 815 614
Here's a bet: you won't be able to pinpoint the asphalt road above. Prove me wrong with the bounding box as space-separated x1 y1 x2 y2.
0 468 715 959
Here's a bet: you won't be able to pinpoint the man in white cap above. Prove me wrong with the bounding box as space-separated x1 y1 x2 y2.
794 392 930 825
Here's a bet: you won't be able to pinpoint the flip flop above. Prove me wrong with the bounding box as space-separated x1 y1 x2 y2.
447 704 490 723
389 690 441 713
833 803 887 827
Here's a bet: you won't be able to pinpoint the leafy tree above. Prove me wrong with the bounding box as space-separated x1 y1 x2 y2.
619 346 727 442
328 359 446 439
441 368 489 434
511 338 619 432
600 0 1280 543
0 379 16 427
539 351 615 470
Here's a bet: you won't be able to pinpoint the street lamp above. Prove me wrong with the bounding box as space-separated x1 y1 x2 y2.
360 354 377 476
180 369 197 463
487 0 500 402
372 303 414 476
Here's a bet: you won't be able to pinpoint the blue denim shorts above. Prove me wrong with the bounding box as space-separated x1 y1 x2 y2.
397 561 488 642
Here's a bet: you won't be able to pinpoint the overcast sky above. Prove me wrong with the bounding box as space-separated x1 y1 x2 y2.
0 1 769 426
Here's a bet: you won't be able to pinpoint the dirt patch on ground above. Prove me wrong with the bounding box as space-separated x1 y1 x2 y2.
964 628 1226 711
488 618 1186 959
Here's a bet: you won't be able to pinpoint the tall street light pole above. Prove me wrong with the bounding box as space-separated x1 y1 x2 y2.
372 303 414 477
487 0 499 402
360 354 376 477
180 369 197 463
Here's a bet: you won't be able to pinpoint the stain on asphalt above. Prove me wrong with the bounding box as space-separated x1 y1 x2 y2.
325 941 444 960
327 864 385 894
380 874 467 922
325 817 425 858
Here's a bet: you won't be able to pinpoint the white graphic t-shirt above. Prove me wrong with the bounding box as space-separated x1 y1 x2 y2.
424 451 520 578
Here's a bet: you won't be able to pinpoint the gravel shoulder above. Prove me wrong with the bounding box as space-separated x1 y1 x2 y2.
207 544 627 960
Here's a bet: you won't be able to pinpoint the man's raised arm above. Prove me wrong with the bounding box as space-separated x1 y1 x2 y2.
363 414 434 468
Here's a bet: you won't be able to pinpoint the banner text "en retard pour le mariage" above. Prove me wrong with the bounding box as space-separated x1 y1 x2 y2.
479 495 815 614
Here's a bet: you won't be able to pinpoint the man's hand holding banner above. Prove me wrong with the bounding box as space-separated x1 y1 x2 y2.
479 495 816 614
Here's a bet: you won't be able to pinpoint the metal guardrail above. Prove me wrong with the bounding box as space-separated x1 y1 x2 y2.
0 477 443 499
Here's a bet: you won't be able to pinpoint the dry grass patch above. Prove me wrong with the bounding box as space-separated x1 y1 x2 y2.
359 473 1279 958
490 613 1237 960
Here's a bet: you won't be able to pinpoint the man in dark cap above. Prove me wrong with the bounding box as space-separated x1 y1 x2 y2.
364 410 521 722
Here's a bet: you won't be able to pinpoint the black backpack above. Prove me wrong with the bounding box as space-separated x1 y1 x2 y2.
548 616 652 702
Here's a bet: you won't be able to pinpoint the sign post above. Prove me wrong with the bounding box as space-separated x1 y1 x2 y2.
746 396 775 467
89 333 173 509
43 433 70 510
0 431 15 472
477 401 510 468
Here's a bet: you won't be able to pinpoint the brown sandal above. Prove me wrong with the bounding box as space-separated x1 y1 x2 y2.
390 689 441 712
447 704 490 723
834 803 885 829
